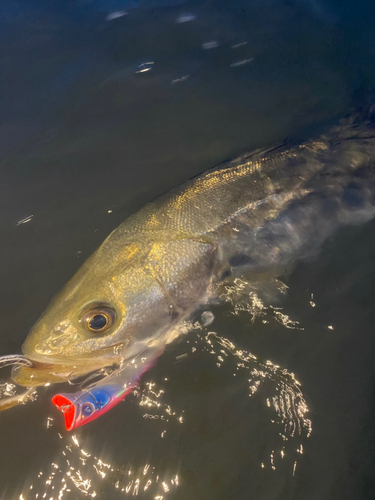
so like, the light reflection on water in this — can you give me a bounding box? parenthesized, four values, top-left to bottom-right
(16, 283, 312, 499)
(194, 328, 311, 476)
(18, 429, 180, 500)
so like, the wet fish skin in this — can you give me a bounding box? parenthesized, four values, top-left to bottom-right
(13, 115, 375, 387)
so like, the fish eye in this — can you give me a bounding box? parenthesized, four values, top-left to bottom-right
(80, 307, 116, 333)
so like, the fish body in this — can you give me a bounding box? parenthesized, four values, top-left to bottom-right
(11, 115, 375, 401)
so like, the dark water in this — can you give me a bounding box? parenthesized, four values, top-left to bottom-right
(1, 0, 375, 499)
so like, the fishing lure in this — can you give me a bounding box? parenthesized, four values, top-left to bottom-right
(0, 347, 164, 430)
(53, 345, 164, 430)
(52, 370, 133, 431)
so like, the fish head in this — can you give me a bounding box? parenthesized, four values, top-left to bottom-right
(12, 238, 174, 387)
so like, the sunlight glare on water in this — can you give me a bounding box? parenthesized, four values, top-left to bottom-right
(18, 426, 180, 499)
(16, 279, 312, 499)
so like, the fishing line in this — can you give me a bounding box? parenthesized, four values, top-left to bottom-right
(67, 363, 121, 391)
(0, 354, 33, 369)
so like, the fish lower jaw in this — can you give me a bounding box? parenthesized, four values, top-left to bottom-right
(12, 353, 122, 388)
(21, 343, 125, 367)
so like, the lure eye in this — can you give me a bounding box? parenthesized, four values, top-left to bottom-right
(80, 307, 116, 333)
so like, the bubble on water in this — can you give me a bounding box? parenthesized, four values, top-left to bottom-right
(16, 215, 33, 226)
(202, 41, 219, 50)
(135, 62, 154, 74)
(172, 75, 189, 84)
(231, 41, 248, 49)
(106, 11, 128, 21)
(175, 12, 196, 23)
(230, 58, 254, 68)
(200, 310, 215, 326)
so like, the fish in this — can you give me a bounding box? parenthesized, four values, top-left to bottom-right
(6, 111, 375, 426)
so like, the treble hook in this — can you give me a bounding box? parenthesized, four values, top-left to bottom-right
(0, 354, 35, 412)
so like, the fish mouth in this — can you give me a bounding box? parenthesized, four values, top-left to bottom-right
(11, 347, 123, 388)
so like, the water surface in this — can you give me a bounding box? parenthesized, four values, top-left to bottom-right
(1, 1, 375, 499)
